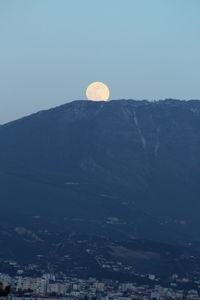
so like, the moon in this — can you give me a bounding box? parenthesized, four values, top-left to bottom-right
(86, 82, 110, 101)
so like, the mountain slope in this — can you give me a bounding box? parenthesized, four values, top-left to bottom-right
(1, 227, 200, 281)
(1, 99, 200, 245)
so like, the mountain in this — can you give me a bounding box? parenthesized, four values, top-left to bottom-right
(1, 99, 200, 246)
(1, 227, 200, 282)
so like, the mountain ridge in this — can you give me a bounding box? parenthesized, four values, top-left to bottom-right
(3, 98, 200, 126)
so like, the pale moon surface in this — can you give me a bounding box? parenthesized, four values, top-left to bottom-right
(86, 82, 110, 101)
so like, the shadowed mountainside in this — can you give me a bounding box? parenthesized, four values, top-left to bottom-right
(1, 99, 200, 245)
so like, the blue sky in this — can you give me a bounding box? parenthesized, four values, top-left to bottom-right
(0, 0, 200, 123)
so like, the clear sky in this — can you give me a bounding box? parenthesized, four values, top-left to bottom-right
(0, 0, 200, 123)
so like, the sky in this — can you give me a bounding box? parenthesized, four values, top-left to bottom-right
(0, 0, 200, 123)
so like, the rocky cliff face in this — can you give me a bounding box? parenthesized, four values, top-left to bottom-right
(1, 99, 200, 245)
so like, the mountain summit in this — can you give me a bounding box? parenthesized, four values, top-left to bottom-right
(1, 99, 200, 245)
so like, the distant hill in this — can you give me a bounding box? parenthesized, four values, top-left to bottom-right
(1, 99, 200, 246)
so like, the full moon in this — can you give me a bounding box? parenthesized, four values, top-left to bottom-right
(86, 82, 110, 101)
